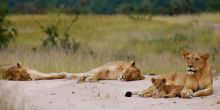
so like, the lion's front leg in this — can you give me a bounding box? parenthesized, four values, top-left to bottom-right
(193, 85, 213, 97)
(153, 93, 165, 98)
(142, 92, 154, 98)
(85, 76, 98, 82)
(85, 69, 109, 82)
(139, 85, 156, 97)
(181, 88, 193, 98)
(76, 73, 91, 83)
(163, 94, 176, 98)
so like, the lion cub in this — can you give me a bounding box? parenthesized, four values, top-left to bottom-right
(151, 78, 184, 98)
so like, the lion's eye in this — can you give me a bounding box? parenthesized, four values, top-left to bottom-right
(186, 57, 190, 60)
(195, 58, 199, 61)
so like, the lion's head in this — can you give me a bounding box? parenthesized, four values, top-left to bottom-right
(3, 62, 30, 81)
(181, 50, 209, 75)
(120, 61, 145, 81)
(151, 78, 166, 89)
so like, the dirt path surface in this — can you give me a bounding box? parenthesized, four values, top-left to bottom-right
(0, 76, 220, 110)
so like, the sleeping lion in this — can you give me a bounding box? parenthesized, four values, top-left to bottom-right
(73, 61, 145, 82)
(0, 62, 67, 81)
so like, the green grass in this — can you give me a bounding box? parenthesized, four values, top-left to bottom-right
(1, 13, 220, 75)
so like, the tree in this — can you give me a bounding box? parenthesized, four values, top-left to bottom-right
(5, 0, 220, 15)
(144, 0, 206, 15)
(206, 0, 220, 12)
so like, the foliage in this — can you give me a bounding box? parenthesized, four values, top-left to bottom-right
(0, 0, 17, 49)
(6, 0, 220, 15)
(41, 19, 60, 47)
(60, 16, 80, 52)
(40, 15, 80, 52)
(206, 0, 220, 12)
(2, 14, 220, 74)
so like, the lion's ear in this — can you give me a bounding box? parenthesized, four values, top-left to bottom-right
(201, 53, 209, 61)
(151, 78, 155, 83)
(129, 61, 135, 66)
(17, 62, 23, 68)
(162, 78, 166, 83)
(181, 50, 189, 58)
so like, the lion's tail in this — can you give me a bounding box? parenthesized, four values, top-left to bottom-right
(125, 91, 141, 97)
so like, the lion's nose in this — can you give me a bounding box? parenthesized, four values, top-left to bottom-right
(188, 65, 193, 68)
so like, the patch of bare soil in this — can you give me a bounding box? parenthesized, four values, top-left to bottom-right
(0, 76, 220, 110)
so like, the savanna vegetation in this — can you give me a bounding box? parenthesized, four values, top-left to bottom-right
(1, 13, 220, 75)
(1, 0, 220, 76)
(1, 1, 220, 110)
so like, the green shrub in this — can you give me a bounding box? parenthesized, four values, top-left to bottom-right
(0, 0, 17, 49)
(40, 15, 80, 52)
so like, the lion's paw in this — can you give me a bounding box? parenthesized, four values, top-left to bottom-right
(138, 92, 144, 97)
(181, 90, 193, 98)
(77, 76, 87, 83)
(62, 72, 73, 80)
(85, 77, 98, 82)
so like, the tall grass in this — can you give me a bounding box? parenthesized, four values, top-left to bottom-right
(1, 13, 220, 75)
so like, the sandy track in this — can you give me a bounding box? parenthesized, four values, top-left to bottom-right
(0, 76, 220, 110)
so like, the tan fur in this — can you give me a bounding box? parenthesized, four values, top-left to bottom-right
(75, 61, 145, 82)
(1, 62, 66, 81)
(144, 78, 183, 98)
(127, 50, 213, 98)
(180, 50, 213, 98)
(2, 63, 31, 81)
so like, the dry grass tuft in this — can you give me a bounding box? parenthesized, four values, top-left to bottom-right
(1, 13, 220, 75)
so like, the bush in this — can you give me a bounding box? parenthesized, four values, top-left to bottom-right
(0, 0, 17, 49)
(40, 15, 80, 52)
(41, 20, 60, 48)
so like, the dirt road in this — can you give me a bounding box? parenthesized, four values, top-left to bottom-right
(0, 76, 220, 110)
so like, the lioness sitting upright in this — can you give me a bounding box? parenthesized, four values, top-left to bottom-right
(125, 50, 213, 98)
(74, 61, 145, 82)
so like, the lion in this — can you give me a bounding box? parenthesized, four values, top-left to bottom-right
(74, 61, 145, 82)
(142, 78, 184, 98)
(125, 50, 213, 98)
(1, 62, 68, 81)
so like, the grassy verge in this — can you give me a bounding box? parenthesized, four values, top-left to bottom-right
(1, 13, 220, 75)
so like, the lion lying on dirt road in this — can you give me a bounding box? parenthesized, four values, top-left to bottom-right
(125, 50, 213, 98)
(74, 61, 145, 82)
(0, 61, 145, 82)
(1, 62, 67, 81)
(141, 78, 184, 98)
